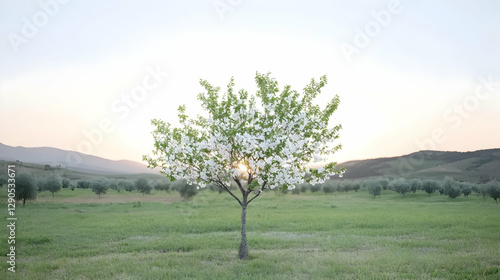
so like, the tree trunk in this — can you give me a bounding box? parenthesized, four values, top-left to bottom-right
(52, 192, 54, 198)
(23, 198, 26, 205)
(239, 193, 249, 260)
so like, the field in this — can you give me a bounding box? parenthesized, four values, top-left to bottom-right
(1, 188, 499, 279)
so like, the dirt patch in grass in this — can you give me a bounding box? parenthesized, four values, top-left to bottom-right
(36, 194, 182, 204)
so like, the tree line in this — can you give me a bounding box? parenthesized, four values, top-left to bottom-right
(284, 177, 500, 204)
(2, 173, 499, 206)
(0, 173, 201, 205)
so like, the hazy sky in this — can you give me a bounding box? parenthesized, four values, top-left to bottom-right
(1, 0, 499, 165)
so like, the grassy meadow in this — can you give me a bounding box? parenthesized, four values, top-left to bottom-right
(1, 187, 499, 279)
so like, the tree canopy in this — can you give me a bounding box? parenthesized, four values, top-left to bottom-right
(145, 72, 344, 194)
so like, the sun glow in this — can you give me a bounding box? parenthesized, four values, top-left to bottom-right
(238, 163, 248, 173)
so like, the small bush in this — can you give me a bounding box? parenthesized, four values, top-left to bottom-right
(154, 181, 171, 192)
(173, 179, 198, 200)
(378, 178, 389, 190)
(409, 178, 422, 193)
(341, 181, 352, 192)
(351, 181, 361, 192)
(389, 178, 410, 197)
(77, 180, 92, 189)
(119, 180, 135, 192)
(365, 180, 382, 198)
(135, 178, 152, 195)
(15, 173, 37, 205)
(91, 179, 109, 198)
(43, 175, 62, 198)
(447, 185, 461, 199)
(486, 180, 500, 205)
(322, 184, 334, 194)
(310, 184, 321, 193)
(62, 178, 70, 189)
(291, 187, 301, 195)
(107, 179, 119, 192)
(460, 182, 473, 197)
(421, 179, 438, 196)
(0, 175, 7, 188)
(441, 177, 456, 196)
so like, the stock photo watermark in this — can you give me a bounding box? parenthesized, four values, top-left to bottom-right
(6, 165, 17, 273)
(7, 0, 71, 54)
(340, 0, 411, 64)
(213, 0, 242, 21)
(65, 65, 169, 167)
(397, 75, 500, 174)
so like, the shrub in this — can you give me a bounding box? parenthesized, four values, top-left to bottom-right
(43, 175, 62, 198)
(421, 179, 438, 196)
(441, 177, 456, 195)
(208, 184, 224, 194)
(0, 175, 7, 188)
(322, 184, 334, 194)
(437, 185, 445, 195)
(365, 180, 382, 198)
(459, 182, 473, 197)
(91, 179, 109, 197)
(300, 184, 309, 193)
(15, 173, 37, 205)
(486, 180, 500, 205)
(378, 178, 389, 190)
(310, 184, 321, 193)
(447, 185, 461, 199)
(352, 181, 361, 192)
(341, 181, 352, 192)
(154, 180, 171, 192)
(62, 178, 70, 189)
(472, 184, 481, 195)
(409, 178, 422, 193)
(36, 177, 45, 192)
(107, 179, 119, 192)
(291, 187, 301, 195)
(389, 178, 410, 197)
(119, 179, 135, 192)
(476, 184, 488, 201)
(135, 178, 152, 195)
(173, 179, 198, 200)
(77, 180, 92, 189)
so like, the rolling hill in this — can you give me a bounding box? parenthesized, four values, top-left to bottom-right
(0, 142, 157, 175)
(339, 149, 500, 183)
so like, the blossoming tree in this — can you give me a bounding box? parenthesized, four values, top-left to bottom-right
(144, 72, 344, 259)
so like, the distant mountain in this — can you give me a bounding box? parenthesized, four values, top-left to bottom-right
(0, 142, 157, 175)
(339, 149, 500, 183)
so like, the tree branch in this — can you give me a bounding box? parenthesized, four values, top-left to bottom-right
(247, 171, 253, 185)
(234, 177, 246, 195)
(247, 181, 267, 205)
(216, 176, 242, 206)
(223, 186, 242, 206)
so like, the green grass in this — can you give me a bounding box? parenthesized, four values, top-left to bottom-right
(1, 188, 499, 279)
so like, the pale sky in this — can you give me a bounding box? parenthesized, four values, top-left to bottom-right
(1, 0, 499, 165)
